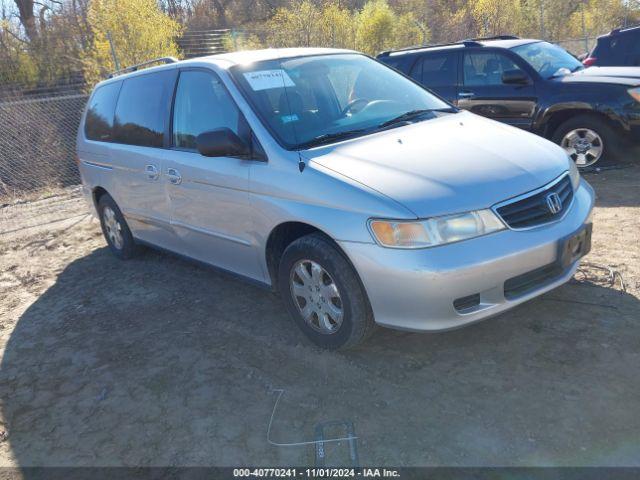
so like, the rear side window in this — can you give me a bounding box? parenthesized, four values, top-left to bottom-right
(378, 55, 406, 71)
(113, 71, 174, 148)
(84, 82, 121, 142)
(410, 52, 457, 86)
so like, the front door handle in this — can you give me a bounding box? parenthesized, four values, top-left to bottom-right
(145, 164, 159, 180)
(166, 167, 182, 185)
(458, 91, 475, 99)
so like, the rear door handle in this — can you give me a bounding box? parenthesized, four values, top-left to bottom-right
(458, 91, 475, 99)
(166, 167, 182, 185)
(145, 164, 159, 180)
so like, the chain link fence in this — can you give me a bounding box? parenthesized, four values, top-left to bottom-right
(0, 85, 90, 236)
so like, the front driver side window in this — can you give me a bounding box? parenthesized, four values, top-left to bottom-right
(463, 52, 521, 86)
(172, 70, 241, 150)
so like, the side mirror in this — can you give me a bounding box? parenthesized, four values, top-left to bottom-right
(502, 69, 529, 85)
(196, 128, 250, 158)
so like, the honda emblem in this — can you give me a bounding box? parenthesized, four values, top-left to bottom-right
(545, 192, 562, 214)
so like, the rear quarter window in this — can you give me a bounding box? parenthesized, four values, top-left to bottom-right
(84, 81, 121, 142)
(410, 52, 457, 86)
(113, 70, 174, 148)
(378, 55, 407, 72)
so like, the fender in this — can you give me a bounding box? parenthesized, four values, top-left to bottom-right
(534, 100, 631, 137)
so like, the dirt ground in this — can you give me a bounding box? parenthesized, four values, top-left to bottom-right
(0, 166, 639, 467)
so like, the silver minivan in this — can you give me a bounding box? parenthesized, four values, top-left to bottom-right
(77, 48, 594, 349)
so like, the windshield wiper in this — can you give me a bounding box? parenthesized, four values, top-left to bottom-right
(296, 128, 369, 149)
(376, 109, 434, 129)
(376, 107, 457, 130)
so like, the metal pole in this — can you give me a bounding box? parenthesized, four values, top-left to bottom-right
(106, 31, 120, 71)
(539, 0, 545, 39)
(581, 1, 588, 53)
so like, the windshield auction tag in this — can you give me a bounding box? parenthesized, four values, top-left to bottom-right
(243, 69, 295, 91)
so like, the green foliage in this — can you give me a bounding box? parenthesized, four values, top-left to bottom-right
(82, 0, 182, 84)
(0, 21, 38, 87)
(355, 0, 396, 54)
(3, 0, 640, 90)
(471, 0, 522, 37)
(222, 31, 264, 52)
(260, 0, 424, 55)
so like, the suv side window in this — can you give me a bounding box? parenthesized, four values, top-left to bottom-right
(463, 51, 521, 86)
(172, 70, 241, 150)
(410, 52, 457, 87)
(113, 71, 174, 148)
(85, 81, 121, 142)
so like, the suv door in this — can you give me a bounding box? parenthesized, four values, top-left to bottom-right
(164, 68, 263, 281)
(409, 50, 459, 103)
(458, 49, 537, 130)
(110, 69, 177, 248)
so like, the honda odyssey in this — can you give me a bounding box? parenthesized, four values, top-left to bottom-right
(77, 48, 594, 349)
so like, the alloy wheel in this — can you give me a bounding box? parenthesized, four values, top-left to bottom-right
(561, 128, 604, 167)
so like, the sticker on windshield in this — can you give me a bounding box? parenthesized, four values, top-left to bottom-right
(243, 69, 295, 91)
(280, 114, 299, 124)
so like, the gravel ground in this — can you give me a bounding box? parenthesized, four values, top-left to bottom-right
(0, 166, 638, 467)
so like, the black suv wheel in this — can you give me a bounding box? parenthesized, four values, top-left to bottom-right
(552, 114, 621, 168)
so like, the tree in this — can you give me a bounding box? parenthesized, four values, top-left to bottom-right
(82, 0, 181, 84)
(355, 0, 395, 55)
(355, 0, 423, 55)
(471, 0, 522, 37)
(265, 1, 323, 47)
(14, 0, 38, 41)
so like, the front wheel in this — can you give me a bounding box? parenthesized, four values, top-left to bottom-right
(278, 233, 375, 350)
(552, 114, 621, 168)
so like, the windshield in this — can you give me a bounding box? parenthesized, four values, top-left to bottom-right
(230, 53, 452, 149)
(512, 41, 584, 79)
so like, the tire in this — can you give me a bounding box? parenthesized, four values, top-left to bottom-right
(278, 233, 375, 350)
(97, 194, 139, 260)
(551, 114, 622, 168)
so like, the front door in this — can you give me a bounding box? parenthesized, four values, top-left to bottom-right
(458, 50, 537, 130)
(164, 69, 262, 281)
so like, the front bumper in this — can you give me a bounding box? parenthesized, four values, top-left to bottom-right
(339, 179, 595, 332)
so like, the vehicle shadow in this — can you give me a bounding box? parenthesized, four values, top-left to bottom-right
(2, 246, 640, 468)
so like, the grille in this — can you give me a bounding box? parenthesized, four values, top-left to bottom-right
(496, 175, 573, 229)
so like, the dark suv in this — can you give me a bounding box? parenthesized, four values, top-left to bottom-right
(583, 24, 640, 67)
(378, 36, 640, 167)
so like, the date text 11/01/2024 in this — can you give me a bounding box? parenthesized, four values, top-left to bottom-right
(233, 468, 401, 478)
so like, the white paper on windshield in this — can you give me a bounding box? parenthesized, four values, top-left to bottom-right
(243, 69, 295, 91)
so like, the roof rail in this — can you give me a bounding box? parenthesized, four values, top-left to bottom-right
(109, 57, 178, 78)
(378, 39, 481, 56)
(611, 23, 640, 34)
(466, 35, 520, 41)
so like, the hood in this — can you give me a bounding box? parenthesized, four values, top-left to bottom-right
(555, 66, 640, 87)
(302, 111, 569, 218)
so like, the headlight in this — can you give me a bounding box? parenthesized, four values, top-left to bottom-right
(628, 87, 640, 103)
(568, 156, 580, 189)
(369, 210, 505, 249)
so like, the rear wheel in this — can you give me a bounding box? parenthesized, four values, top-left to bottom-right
(278, 233, 375, 350)
(552, 114, 621, 168)
(97, 194, 139, 259)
